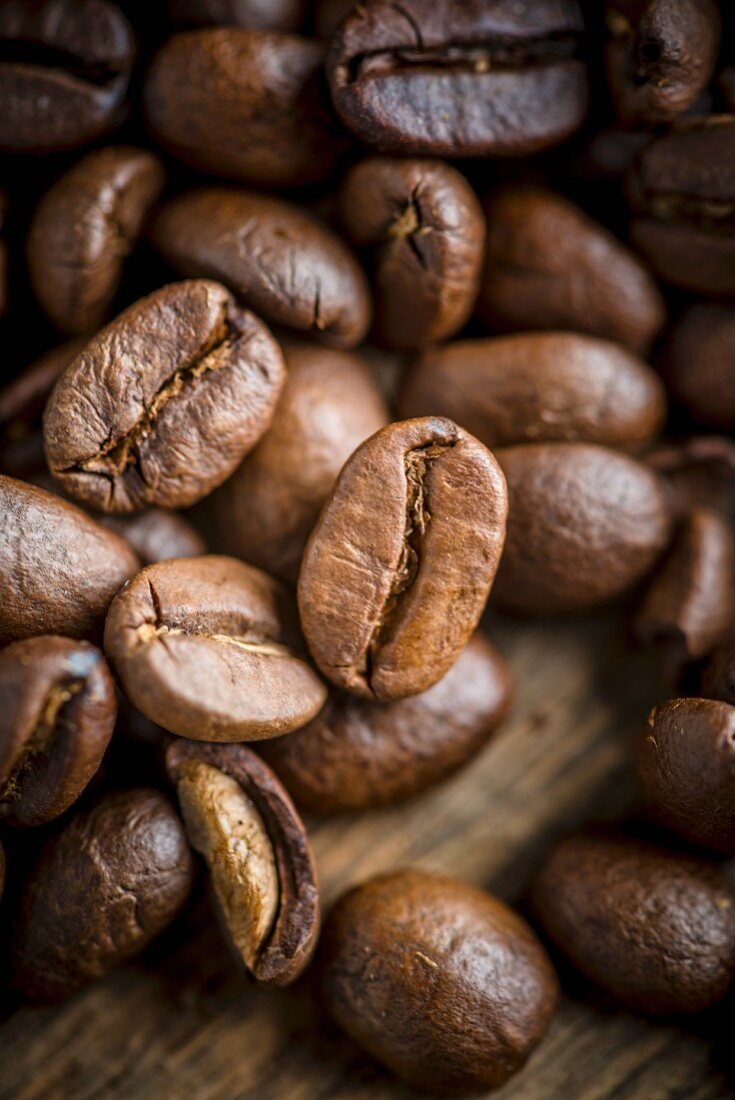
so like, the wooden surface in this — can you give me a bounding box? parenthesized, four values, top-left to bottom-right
(1, 607, 734, 1100)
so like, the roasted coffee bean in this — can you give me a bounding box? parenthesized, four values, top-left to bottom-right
(150, 188, 370, 349)
(493, 443, 671, 613)
(214, 345, 388, 583)
(98, 509, 205, 564)
(532, 831, 735, 1013)
(664, 302, 735, 429)
(628, 116, 735, 296)
(0, 0, 135, 154)
(647, 436, 735, 524)
(0, 636, 116, 827)
(169, 0, 305, 31)
(166, 739, 319, 985)
(43, 280, 285, 513)
(605, 0, 721, 127)
(701, 639, 735, 705)
(635, 508, 735, 667)
(401, 333, 666, 452)
(144, 29, 347, 186)
(320, 868, 558, 1093)
(327, 0, 589, 157)
(0, 475, 138, 646)
(338, 157, 484, 349)
(261, 632, 511, 814)
(105, 555, 327, 741)
(27, 147, 165, 337)
(298, 417, 508, 700)
(637, 698, 735, 853)
(476, 186, 665, 353)
(12, 788, 194, 1002)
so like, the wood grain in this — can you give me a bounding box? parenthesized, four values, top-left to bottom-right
(1, 607, 733, 1100)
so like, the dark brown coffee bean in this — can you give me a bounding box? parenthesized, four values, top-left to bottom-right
(628, 116, 735, 296)
(401, 333, 666, 452)
(0, 636, 116, 827)
(0, 0, 135, 154)
(321, 868, 558, 1093)
(166, 739, 319, 985)
(98, 508, 206, 564)
(298, 417, 508, 700)
(144, 29, 347, 186)
(149, 188, 371, 349)
(664, 302, 735, 429)
(27, 147, 165, 337)
(637, 698, 735, 853)
(327, 0, 589, 157)
(477, 186, 665, 353)
(338, 157, 484, 349)
(533, 831, 735, 1013)
(261, 632, 511, 814)
(701, 638, 735, 705)
(605, 0, 721, 127)
(635, 508, 735, 668)
(169, 0, 305, 31)
(12, 788, 194, 1002)
(43, 280, 285, 513)
(0, 475, 139, 646)
(105, 555, 327, 741)
(214, 344, 388, 583)
(493, 443, 672, 613)
(647, 436, 735, 524)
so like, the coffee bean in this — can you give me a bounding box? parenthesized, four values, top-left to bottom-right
(477, 185, 665, 353)
(635, 508, 735, 668)
(261, 632, 511, 814)
(104, 555, 327, 740)
(401, 333, 666, 451)
(493, 443, 672, 612)
(150, 188, 371, 349)
(532, 831, 735, 1013)
(646, 436, 735, 524)
(43, 280, 285, 513)
(628, 116, 735, 296)
(664, 302, 735, 429)
(0, 475, 139, 645)
(98, 508, 206, 564)
(320, 868, 558, 1093)
(0, 0, 135, 154)
(0, 636, 116, 827)
(214, 344, 388, 583)
(605, 0, 721, 127)
(326, 0, 589, 156)
(701, 639, 735, 705)
(298, 417, 508, 700)
(144, 29, 348, 186)
(169, 0, 305, 31)
(338, 156, 484, 349)
(12, 788, 194, 1002)
(166, 739, 319, 985)
(27, 147, 165, 337)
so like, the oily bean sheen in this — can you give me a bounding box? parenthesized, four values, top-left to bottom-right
(637, 698, 735, 854)
(261, 632, 512, 814)
(647, 437, 735, 524)
(0, 636, 116, 827)
(493, 443, 672, 613)
(401, 333, 666, 452)
(168, 0, 306, 31)
(701, 640, 735, 706)
(27, 147, 166, 338)
(0, 0, 135, 154)
(298, 417, 508, 701)
(338, 157, 485, 349)
(327, 0, 589, 157)
(605, 0, 721, 127)
(0, 476, 139, 646)
(104, 556, 327, 741)
(477, 186, 665, 353)
(532, 832, 735, 1013)
(12, 789, 194, 1003)
(167, 740, 319, 985)
(665, 303, 735, 429)
(43, 280, 285, 513)
(214, 345, 388, 583)
(98, 509, 205, 565)
(628, 116, 735, 296)
(144, 30, 347, 186)
(320, 869, 558, 1094)
(150, 189, 371, 349)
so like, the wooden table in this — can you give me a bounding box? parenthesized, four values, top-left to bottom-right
(1, 607, 733, 1100)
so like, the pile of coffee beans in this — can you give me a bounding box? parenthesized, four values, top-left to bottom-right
(0, 0, 733, 1094)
